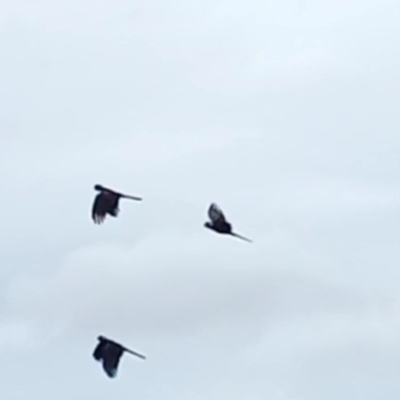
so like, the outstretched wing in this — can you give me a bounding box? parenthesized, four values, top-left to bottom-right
(208, 203, 226, 224)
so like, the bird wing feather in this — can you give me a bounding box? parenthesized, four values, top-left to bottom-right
(208, 203, 226, 224)
(102, 344, 123, 378)
(92, 193, 118, 223)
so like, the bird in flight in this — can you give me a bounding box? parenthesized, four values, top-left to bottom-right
(92, 335, 146, 378)
(204, 203, 252, 242)
(91, 184, 142, 224)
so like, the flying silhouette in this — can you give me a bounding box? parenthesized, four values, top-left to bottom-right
(204, 203, 252, 242)
(92, 335, 146, 378)
(91, 184, 142, 224)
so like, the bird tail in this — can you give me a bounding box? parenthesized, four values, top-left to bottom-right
(98, 186, 142, 201)
(122, 194, 143, 201)
(231, 232, 253, 243)
(124, 348, 146, 359)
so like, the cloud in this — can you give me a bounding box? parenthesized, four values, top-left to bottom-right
(0, 320, 38, 350)
(1, 0, 399, 398)
(3, 233, 273, 336)
(4, 227, 394, 342)
(5, 231, 397, 400)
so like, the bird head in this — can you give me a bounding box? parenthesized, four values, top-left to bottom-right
(204, 222, 213, 229)
(94, 184, 104, 191)
(97, 335, 106, 342)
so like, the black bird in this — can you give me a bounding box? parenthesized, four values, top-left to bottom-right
(91, 184, 142, 224)
(204, 203, 252, 242)
(92, 335, 146, 378)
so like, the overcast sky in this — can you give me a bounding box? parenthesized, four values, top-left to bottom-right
(0, 0, 399, 399)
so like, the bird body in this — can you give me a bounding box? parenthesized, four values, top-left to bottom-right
(92, 335, 146, 378)
(91, 184, 142, 224)
(204, 203, 252, 242)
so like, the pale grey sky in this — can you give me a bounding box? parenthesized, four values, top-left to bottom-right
(0, 0, 399, 399)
